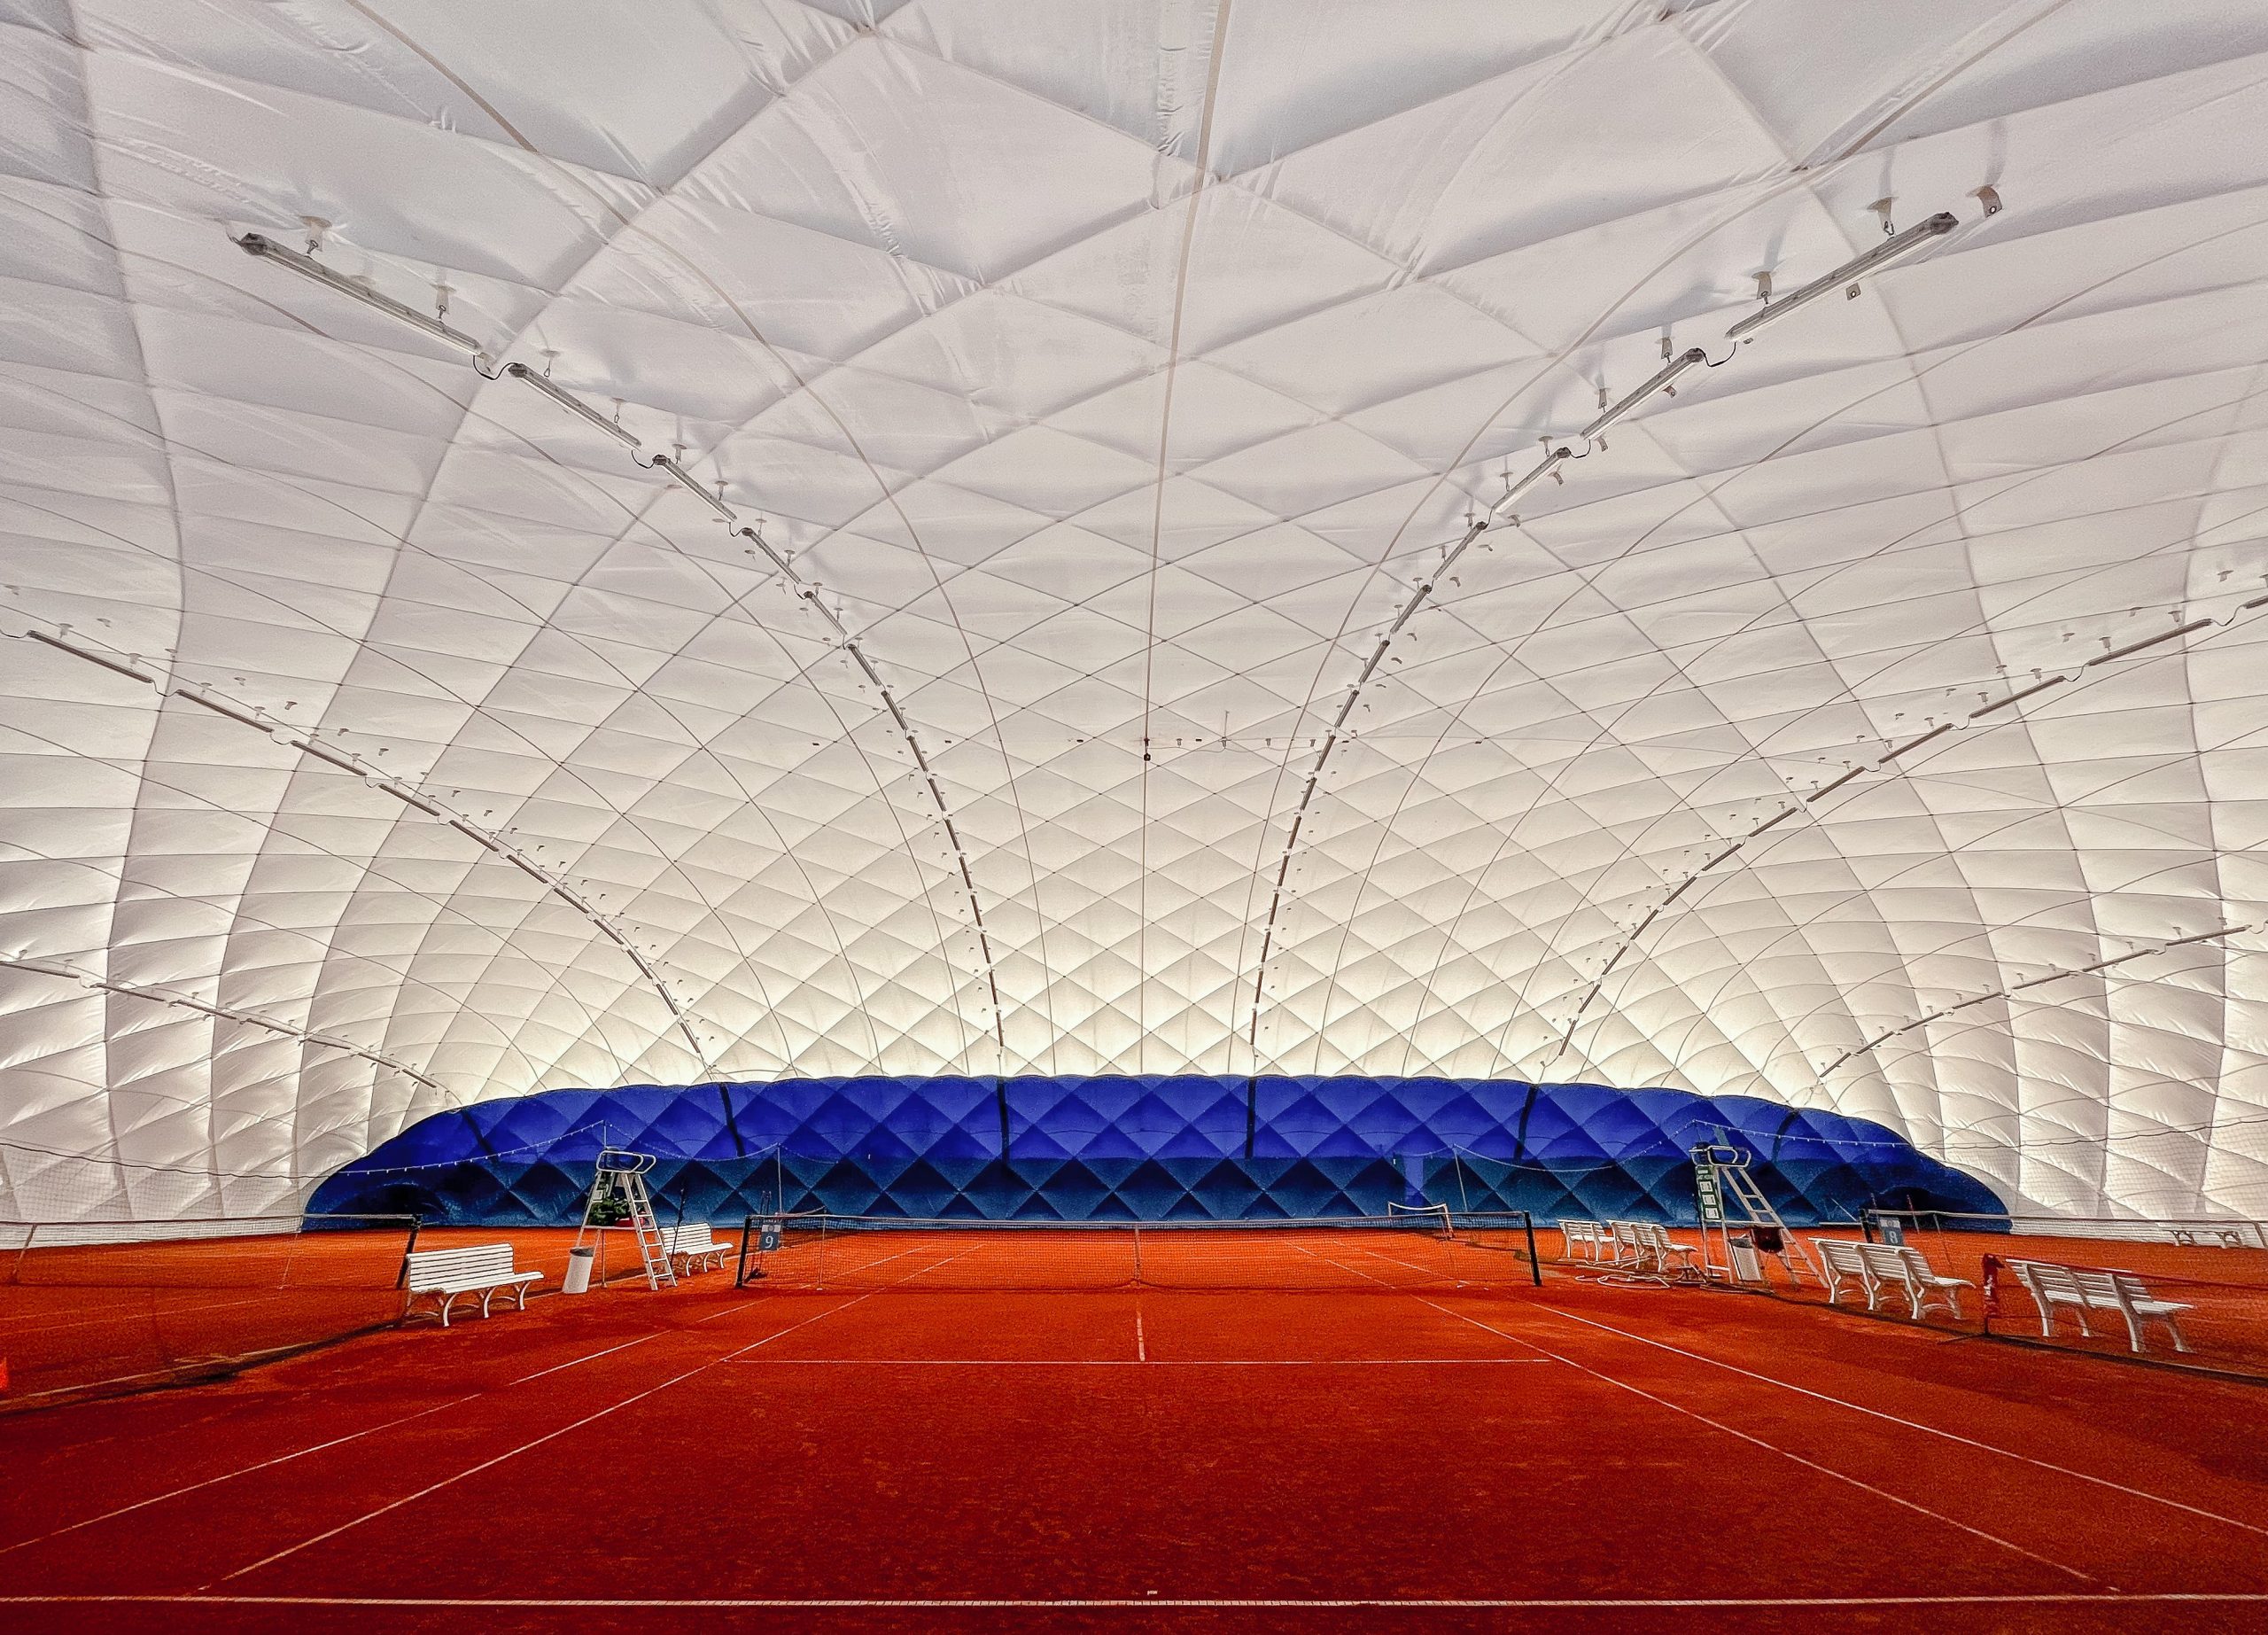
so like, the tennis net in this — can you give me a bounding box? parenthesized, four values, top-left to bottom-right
(1, 1213, 418, 1407)
(735, 1209, 1541, 1292)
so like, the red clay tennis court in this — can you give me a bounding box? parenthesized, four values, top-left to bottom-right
(5, 1220, 2267, 1633)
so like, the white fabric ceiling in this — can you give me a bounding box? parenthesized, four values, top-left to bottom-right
(5, 0, 2268, 1222)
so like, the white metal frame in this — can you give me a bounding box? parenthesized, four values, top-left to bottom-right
(2005, 1258, 2193, 1354)
(402, 1242, 543, 1327)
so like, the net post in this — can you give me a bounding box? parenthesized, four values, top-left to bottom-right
(736, 1213, 757, 1288)
(394, 1217, 423, 1289)
(1522, 1211, 1541, 1285)
(1860, 1211, 1877, 1244)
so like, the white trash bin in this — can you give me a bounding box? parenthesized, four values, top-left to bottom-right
(563, 1244, 595, 1296)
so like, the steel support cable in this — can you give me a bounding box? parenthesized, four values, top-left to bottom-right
(234, 233, 1009, 1061)
(1241, 221, 1960, 1072)
(26, 627, 708, 1071)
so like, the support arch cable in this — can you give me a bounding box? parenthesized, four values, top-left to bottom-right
(1240, 211, 1962, 1078)
(232, 231, 1006, 1060)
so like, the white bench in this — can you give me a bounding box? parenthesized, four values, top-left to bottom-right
(1816, 1237, 1875, 1309)
(1627, 1221, 1699, 1279)
(2003, 1258, 2192, 1354)
(1814, 1238, 1972, 1320)
(2170, 1226, 2249, 1250)
(1557, 1219, 1610, 1262)
(660, 1222, 731, 1275)
(403, 1242, 543, 1326)
(1608, 1219, 1644, 1268)
(1860, 1241, 1971, 1320)
(1596, 1219, 1697, 1279)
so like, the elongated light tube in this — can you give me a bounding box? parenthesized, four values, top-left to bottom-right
(236, 232, 493, 370)
(1487, 447, 1571, 521)
(1724, 211, 1957, 341)
(505, 362, 642, 450)
(1582, 347, 1705, 440)
(646, 452, 737, 523)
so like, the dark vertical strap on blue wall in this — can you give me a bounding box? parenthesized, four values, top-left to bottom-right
(1767, 1105, 1802, 1164)
(1513, 1082, 1539, 1162)
(718, 1082, 744, 1158)
(996, 1076, 1012, 1162)
(1244, 1075, 1258, 1158)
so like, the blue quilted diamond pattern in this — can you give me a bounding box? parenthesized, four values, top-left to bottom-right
(308, 1077, 2002, 1226)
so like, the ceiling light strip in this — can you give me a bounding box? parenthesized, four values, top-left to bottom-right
(505, 362, 641, 449)
(1814, 923, 2255, 1078)
(20, 625, 713, 1071)
(0, 954, 444, 1092)
(1541, 594, 2243, 1076)
(1248, 209, 1967, 1073)
(1723, 213, 1958, 341)
(236, 234, 496, 373)
(231, 227, 1005, 1058)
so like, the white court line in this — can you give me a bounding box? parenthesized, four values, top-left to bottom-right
(1534, 1304, 2268, 1540)
(206, 1243, 980, 1587)
(0, 1334, 656, 1558)
(728, 1358, 1553, 1366)
(1135, 1306, 1146, 1362)
(1425, 1299, 2098, 1586)
(1288, 1242, 2098, 1586)
(6, 1592, 2266, 1610)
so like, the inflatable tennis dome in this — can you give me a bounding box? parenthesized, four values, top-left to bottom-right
(9, 1, 2268, 1236)
(309, 1077, 2000, 1227)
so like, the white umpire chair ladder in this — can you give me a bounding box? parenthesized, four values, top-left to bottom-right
(576, 1148, 679, 1290)
(1692, 1141, 1820, 1288)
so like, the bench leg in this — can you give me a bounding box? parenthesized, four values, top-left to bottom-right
(480, 1287, 498, 1319)
(438, 1290, 460, 1327)
(512, 1281, 533, 1311)
(2163, 1315, 2190, 1354)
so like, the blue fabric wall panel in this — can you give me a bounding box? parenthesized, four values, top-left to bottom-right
(308, 1076, 2003, 1226)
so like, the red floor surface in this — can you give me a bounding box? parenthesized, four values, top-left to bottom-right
(3, 1239, 2266, 1634)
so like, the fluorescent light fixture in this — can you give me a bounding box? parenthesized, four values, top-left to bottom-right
(1487, 447, 1571, 520)
(505, 362, 642, 450)
(1582, 347, 1705, 440)
(645, 453, 737, 523)
(1724, 211, 1957, 341)
(236, 232, 494, 370)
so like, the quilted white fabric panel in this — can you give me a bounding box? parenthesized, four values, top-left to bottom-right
(3, 0, 2267, 1218)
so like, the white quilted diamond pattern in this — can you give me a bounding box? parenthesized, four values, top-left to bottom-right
(4, 1, 2268, 1219)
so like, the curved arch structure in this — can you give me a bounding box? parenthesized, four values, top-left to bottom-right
(6, 4, 2268, 1223)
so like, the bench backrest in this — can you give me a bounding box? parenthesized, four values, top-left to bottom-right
(1817, 1237, 1869, 1274)
(2008, 1258, 2151, 1308)
(1857, 1242, 1930, 1282)
(404, 1242, 518, 1288)
(1557, 1219, 1600, 1241)
(661, 1223, 718, 1253)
